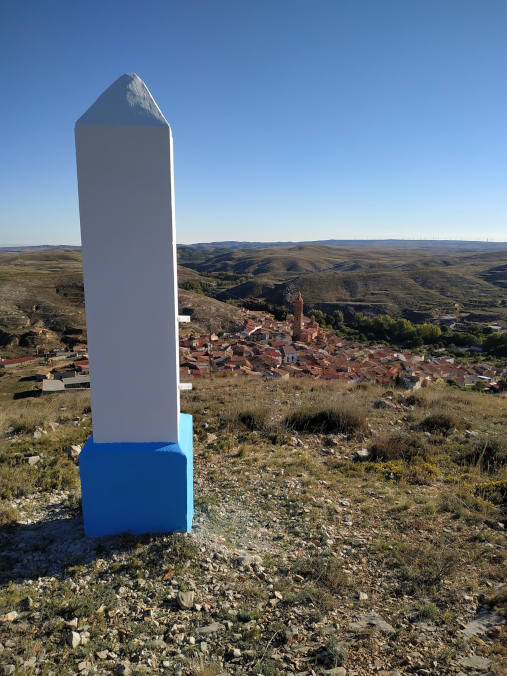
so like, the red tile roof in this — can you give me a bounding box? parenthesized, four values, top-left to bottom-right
(1, 356, 36, 366)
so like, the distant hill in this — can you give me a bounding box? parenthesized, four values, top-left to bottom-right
(180, 239, 507, 252)
(1, 244, 505, 355)
(0, 245, 81, 253)
(4, 240, 507, 254)
(182, 244, 507, 321)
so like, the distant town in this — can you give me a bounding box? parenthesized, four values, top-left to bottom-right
(180, 294, 505, 392)
(1, 294, 505, 395)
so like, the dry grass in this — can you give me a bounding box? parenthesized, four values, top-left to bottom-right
(0, 500, 19, 527)
(384, 540, 461, 594)
(0, 389, 91, 500)
(186, 657, 225, 676)
(234, 406, 270, 432)
(0, 390, 90, 436)
(291, 554, 350, 594)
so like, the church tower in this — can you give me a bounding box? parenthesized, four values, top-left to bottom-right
(293, 292, 304, 340)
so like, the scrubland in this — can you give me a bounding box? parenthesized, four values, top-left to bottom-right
(0, 367, 506, 675)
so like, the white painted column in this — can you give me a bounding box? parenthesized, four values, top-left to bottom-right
(75, 73, 180, 444)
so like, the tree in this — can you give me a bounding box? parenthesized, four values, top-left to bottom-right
(416, 323, 442, 343)
(308, 309, 327, 326)
(332, 310, 344, 329)
(484, 332, 507, 358)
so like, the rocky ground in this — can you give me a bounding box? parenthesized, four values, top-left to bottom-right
(0, 375, 505, 675)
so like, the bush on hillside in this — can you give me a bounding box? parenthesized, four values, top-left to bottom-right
(403, 392, 428, 407)
(475, 479, 507, 509)
(284, 405, 366, 436)
(460, 437, 507, 473)
(236, 407, 270, 432)
(419, 413, 457, 434)
(369, 433, 429, 462)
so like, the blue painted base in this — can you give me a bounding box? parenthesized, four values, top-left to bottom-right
(79, 413, 193, 537)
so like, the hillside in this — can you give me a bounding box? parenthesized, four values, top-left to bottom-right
(0, 250, 247, 353)
(177, 290, 255, 336)
(0, 249, 86, 351)
(2, 245, 504, 355)
(183, 245, 507, 320)
(0, 373, 505, 674)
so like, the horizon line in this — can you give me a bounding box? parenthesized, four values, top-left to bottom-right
(1, 237, 507, 249)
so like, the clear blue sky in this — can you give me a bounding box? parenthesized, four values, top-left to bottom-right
(1, 0, 506, 245)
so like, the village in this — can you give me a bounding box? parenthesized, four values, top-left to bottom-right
(180, 294, 505, 391)
(1, 294, 504, 395)
(0, 345, 89, 394)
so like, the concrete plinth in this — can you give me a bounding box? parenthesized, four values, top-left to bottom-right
(80, 414, 193, 537)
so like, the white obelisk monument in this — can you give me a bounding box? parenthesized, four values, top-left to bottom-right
(75, 73, 193, 536)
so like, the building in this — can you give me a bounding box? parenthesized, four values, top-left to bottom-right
(293, 293, 304, 340)
(282, 345, 298, 364)
(1, 356, 37, 369)
(292, 292, 320, 344)
(42, 379, 66, 394)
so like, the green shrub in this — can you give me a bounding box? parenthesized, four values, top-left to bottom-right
(213, 436, 236, 452)
(0, 501, 19, 527)
(415, 601, 439, 621)
(164, 533, 199, 567)
(321, 637, 348, 668)
(369, 433, 428, 462)
(285, 406, 365, 436)
(475, 480, 507, 509)
(419, 413, 457, 434)
(236, 407, 269, 431)
(404, 392, 428, 407)
(460, 437, 507, 473)
(437, 486, 495, 519)
(403, 459, 440, 485)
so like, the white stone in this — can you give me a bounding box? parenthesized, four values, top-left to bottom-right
(66, 445, 82, 463)
(177, 591, 195, 609)
(75, 73, 180, 443)
(67, 631, 81, 648)
(0, 611, 18, 623)
(355, 448, 370, 460)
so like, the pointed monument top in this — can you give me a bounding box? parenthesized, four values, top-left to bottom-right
(76, 73, 169, 127)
